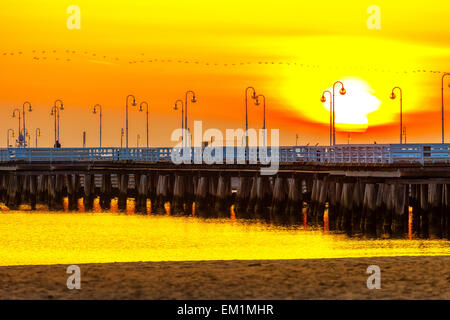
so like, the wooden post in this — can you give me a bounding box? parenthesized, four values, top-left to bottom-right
(172, 174, 185, 215)
(351, 182, 363, 234)
(285, 176, 302, 225)
(392, 184, 407, 237)
(100, 174, 112, 210)
(136, 174, 148, 214)
(215, 175, 232, 218)
(255, 176, 271, 221)
(271, 176, 287, 225)
(420, 184, 429, 238)
(235, 176, 250, 218)
(195, 175, 210, 218)
(363, 183, 377, 237)
(341, 182, 354, 235)
(118, 173, 129, 212)
(29, 175, 37, 210)
(428, 184, 443, 239)
(6, 174, 19, 210)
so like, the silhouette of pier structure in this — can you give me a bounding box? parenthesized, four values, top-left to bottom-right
(0, 143, 449, 239)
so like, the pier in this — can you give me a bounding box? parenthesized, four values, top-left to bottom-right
(1, 143, 450, 239)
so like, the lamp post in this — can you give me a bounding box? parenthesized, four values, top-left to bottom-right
(35, 128, 41, 147)
(21, 101, 32, 147)
(184, 91, 196, 148)
(441, 73, 450, 144)
(139, 101, 149, 148)
(51, 99, 64, 147)
(6, 129, 14, 148)
(92, 104, 102, 148)
(245, 87, 257, 148)
(255, 94, 266, 146)
(320, 90, 333, 146)
(12, 109, 21, 147)
(390, 87, 403, 144)
(174, 99, 184, 131)
(125, 94, 137, 150)
(332, 81, 347, 146)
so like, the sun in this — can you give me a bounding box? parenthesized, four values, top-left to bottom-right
(322, 78, 381, 132)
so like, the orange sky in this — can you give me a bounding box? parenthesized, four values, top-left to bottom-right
(1, 0, 450, 147)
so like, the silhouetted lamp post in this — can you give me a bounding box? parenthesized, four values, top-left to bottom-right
(320, 90, 333, 146)
(332, 81, 347, 146)
(390, 87, 403, 144)
(441, 73, 450, 144)
(11, 109, 21, 147)
(22, 102, 32, 146)
(139, 101, 149, 148)
(255, 94, 266, 146)
(51, 99, 64, 147)
(184, 91, 196, 148)
(92, 104, 102, 148)
(125, 94, 137, 149)
(35, 128, 41, 148)
(245, 87, 257, 148)
(174, 99, 184, 132)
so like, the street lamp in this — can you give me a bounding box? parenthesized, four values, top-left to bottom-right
(184, 91, 196, 148)
(22, 101, 32, 147)
(390, 87, 403, 144)
(245, 87, 257, 148)
(320, 90, 333, 146)
(255, 94, 266, 146)
(332, 81, 346, 146)
(125, 94, 137, 150)
(139, 101, 149, 148)
(441, 73, 450, 144)
(92, 104, 102, 148)
(12, 109, 21, 147)
(35, 128, 41, 147)
(174, 99, 184, 131)
(6, 129, 14, 148)
(51, 99, 64, 148)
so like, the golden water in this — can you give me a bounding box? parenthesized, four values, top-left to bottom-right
(0, 210, 448, 266)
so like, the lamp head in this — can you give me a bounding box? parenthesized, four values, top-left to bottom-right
(93, 108, 97, 114)
(12, 113, 15, 118)
(191, 96, 197, 103)
(390, 92, 396, 100)
(28, 105, 32, 112)
(252, 92, 256, 99)
(50, 110, 54, 116)
(255, 98, 260, 106)
(132, 99, 136, 106)
(60, 104, 64, 110)
(339, 87, 346, 95)
(174, 104, 178, 110)
(320, 95, 326, 103)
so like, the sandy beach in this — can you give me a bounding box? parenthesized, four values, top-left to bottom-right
(0, 256, 448, 300)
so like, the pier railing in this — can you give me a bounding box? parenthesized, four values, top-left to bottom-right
(0, 144, 449, 165)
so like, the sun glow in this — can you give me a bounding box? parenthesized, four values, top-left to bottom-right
(323, 79, 381, 132)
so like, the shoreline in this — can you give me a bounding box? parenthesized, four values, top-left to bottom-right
(0, 256, 448, 300)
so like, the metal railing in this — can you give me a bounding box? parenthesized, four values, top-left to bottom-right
(1, 144, 450, 165)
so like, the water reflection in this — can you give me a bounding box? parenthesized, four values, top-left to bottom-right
(0, 211, 448, 267)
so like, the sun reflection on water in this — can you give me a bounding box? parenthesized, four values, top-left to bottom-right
(0, 211, 448, 267)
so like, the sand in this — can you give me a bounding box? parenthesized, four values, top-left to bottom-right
(0, 256, 448, 300)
